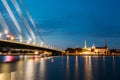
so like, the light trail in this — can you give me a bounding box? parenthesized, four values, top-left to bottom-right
(2, 0, 21, 34)
(11, 0, 36, 42)
(2, 0, 22, 41)
(20, 0, 45, 45)
(0, 12, 9, 34)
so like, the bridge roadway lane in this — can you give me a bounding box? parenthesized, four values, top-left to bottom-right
(0, 40, 62, 53)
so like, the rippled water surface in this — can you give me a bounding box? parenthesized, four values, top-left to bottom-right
(0, 56, 120, 80)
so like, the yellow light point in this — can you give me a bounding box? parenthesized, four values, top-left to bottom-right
(87, 48, 91, 51)
(27, 41, 30, 44)
(11, 36, 14, 40)
(35, 51, 39, 54)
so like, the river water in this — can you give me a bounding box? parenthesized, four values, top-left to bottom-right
(0, 56, 120, 80)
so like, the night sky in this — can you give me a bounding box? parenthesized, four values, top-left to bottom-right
(24, 0, 120, 49)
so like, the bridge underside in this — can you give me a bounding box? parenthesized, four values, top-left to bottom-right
(0, 40, 62, 55)
(0, 0, 62, 56)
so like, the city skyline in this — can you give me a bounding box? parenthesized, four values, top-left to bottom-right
(0, 1, 120, 80)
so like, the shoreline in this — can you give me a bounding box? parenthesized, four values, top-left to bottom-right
(63, 53, 120, 56)
(0, 54, 120, 56)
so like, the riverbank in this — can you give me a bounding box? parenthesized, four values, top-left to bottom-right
(63, 53, 120, 56)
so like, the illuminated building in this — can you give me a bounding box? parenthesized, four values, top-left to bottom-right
(91, 43, 109, 55)
(65, 40, 109, 55)
(82, 40, 109, 54)
(81, 40, 92, 54)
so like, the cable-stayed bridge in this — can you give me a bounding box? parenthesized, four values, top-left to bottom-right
(0, 0, 62, 55)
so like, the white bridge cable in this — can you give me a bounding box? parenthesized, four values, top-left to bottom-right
(0, 12, 9, 34)
(11, 0, 36, 42)
(2, 0, 21, 35)
(20, 0, 45, 44)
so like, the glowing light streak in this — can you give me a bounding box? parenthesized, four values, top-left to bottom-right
(0, 12, 9, 34)
(20, 0, 44, 44)
(0, 33, 2, 37)
(11, 0, 36, 42)
(2, 0, 21, 34)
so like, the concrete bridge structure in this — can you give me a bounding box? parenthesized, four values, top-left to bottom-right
(0, 0, 63, 56)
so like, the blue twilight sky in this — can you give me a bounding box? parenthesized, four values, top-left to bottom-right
(24, 0, 120, 49)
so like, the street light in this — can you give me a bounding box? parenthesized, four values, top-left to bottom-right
(6, 34, 15, 41)
(4, 29, 8, 34)
(4, 30, 9, 40)
(27, 41, 30, 44)
(27, 38, 32, 44)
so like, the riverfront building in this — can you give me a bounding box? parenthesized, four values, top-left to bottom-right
(82, 40, 109, 54)
(91, 44, 109, 55)
(65, 40, 109, 55)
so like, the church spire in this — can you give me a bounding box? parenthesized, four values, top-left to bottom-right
(92, 43, 95, 49)
(84, 40, 87, 49)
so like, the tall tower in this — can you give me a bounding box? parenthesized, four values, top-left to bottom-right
(84, 40, 87, 49)
(92, 43, 95, 49)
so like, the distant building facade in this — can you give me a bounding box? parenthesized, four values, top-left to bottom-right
(65, 40, 109, 55)
(91, 46, 109, 54)
(91, 42, 109, 54)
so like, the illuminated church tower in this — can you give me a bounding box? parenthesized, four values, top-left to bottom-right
(84, 40, 87, 49)
(92, 43, 96, 49)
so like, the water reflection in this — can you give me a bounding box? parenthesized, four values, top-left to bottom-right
(112, 56, 115, 70)
(16, 60, 23, 80)
(0, 60, 23, 80)
(39, 58, 46, 80)
(66, 56, 70, 80)
(24, 60, 35, 80)
(0, 56, 119, 80)
(51, 58, 54, 63)
(34, 58, 40, 80)
(75, 56, 79, 80)
(84, 56, 92, 80)
(0, 64, 11, 80)
(102, 56, 106, 75)
(0, 56, 19, 62)
(112, 56, 116, 79)
(0, 73, 10, 80)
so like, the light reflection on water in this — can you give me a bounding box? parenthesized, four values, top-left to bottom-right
(0, 56, 120, 80)
(66, 56, 70, 80)
(24, 60, 34, 80)
(0, 60, 23, 80)
(39, 58, 46, 80)
(75, 56, 79, 80)
(84, 56, 92, 80)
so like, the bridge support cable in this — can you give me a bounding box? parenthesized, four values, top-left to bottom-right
(11, 0, 37, 44)
(0, 12, 9, 35)
(20, 0, 45, 46)
(1, 0, 23, 42)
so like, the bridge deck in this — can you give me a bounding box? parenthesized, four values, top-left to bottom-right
(0, 40, 62, 53)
